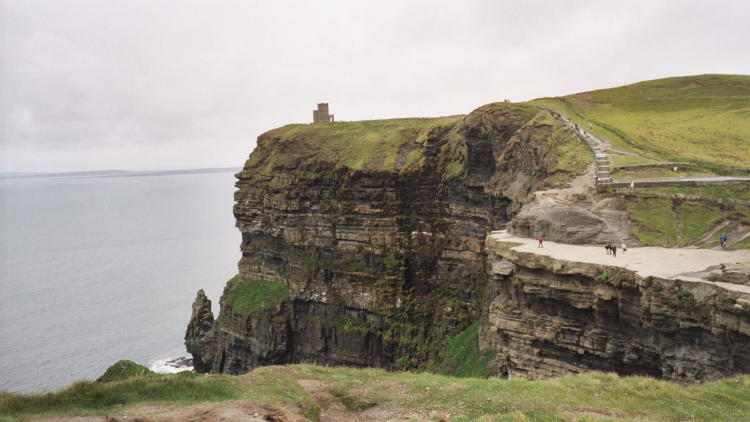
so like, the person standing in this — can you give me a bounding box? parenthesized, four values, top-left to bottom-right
(538, 235, 544, 248)
(612, 244, 617, 257)
(621, 242, 627, 253)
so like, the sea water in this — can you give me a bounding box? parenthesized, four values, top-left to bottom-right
(0, 171, 240, 393)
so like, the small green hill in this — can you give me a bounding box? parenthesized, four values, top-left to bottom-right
(531, 74, 750, 169)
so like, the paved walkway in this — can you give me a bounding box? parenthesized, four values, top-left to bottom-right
(488, 230, 750, 293)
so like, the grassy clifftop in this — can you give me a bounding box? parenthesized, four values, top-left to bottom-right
(3, 363, 749, 421)
(531, 74, 750, 169)
(241, 102, 589, 187)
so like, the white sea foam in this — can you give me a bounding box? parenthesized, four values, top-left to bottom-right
(149, 356, 193, 374)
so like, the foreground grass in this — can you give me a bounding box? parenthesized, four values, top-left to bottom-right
(3, 363, 750, 421)
(0, 365, 316, 422)
(291, 365, 750, 422)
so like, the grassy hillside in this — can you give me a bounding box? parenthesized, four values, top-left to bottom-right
(530, 74, 750, 169)
(2, 362, 749, 422)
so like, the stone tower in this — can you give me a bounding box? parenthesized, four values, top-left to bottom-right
(313, 103, 334, 123)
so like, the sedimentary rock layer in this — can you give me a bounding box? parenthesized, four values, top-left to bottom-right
(186, 103, 581, 374)
(482, 233, 750, 382)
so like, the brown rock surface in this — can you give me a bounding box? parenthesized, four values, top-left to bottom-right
(482, 231, 750, 382)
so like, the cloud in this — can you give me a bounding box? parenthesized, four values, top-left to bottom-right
(1, 0, 748, 172)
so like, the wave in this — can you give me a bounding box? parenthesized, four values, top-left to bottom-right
(148, 356, 193, 374)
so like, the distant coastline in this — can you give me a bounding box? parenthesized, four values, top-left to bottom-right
(0, 167, 242, 180)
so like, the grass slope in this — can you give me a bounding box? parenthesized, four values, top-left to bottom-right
(531, 74, 750, 169)
(3, 363, 750, 422)
(435, 321, 495, 378)
(224, 275, 291, 315)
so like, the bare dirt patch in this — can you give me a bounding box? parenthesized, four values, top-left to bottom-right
(567, 406, 633, 421)
(34, 401, 304, 422)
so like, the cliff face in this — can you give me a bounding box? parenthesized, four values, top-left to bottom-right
(186, 103, 583, 374)
(482, 234, 750, 383)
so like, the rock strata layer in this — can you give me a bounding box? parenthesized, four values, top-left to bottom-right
(186, 103, 582, 374)
(482, 233, 750, 382)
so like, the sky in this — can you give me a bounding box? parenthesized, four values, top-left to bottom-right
(1, 0, 748, 173)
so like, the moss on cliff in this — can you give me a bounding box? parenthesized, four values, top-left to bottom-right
(434, 321, 495, 378)
(225, 276, 290, 314)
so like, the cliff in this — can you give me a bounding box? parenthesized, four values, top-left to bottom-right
(185, 96, 750, 383)
(482, 232, 750, 382)
(185, 102, 587, 374)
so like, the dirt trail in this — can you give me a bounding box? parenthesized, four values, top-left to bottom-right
(35, 401, 304, 422)
(297, 379, 354, 422)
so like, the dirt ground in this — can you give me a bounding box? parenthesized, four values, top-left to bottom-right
(34, 401, 306, 422)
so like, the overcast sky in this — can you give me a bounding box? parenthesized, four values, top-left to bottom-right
(1, 0, 748, 172)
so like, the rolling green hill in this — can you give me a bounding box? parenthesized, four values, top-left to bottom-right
(530, 74, 750, 169)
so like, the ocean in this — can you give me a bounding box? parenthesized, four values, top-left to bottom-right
(0, 171, 240, 393)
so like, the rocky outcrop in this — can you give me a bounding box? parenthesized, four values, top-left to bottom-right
(184, 290, 216, 373)
(509, 197, 637, 246)
(186, 103, 584, 374)
(481, 235, 750, 382)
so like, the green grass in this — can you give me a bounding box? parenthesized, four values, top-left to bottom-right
(436, 321, 495, 378)
(330, 385, 379, 411)
(627, 198, 678, 246)
(729, 236, 750, 250)
(224, 276, 291, 314)
(290, 365, 750, 422)
(252, 115, 464, 173)
(0, 363, 318, 422)
(5, 363, 750, 421)
(644, 184, 750, 201)
(543, 122, 593, 186)
(96, 360, 156, 382)
(679, 203, 724, 245)
(442, 160, 464, 180)
(611, 166, 716, 180)
(0, 370, 238, 420)
(530, 74, 750, 169)
(609, 153, 664, 167)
